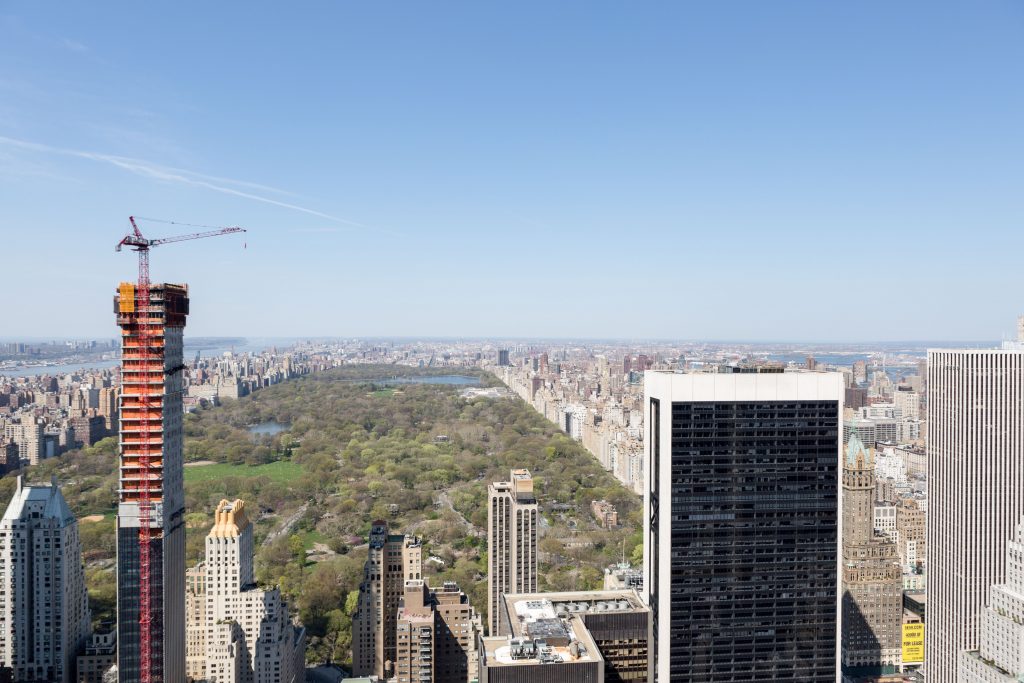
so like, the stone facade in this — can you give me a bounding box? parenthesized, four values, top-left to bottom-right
(895, 497, 926, 572)
(352, 521, 423, 678)
(841, 435, 904, 670)
(0, 477, 90, 683)
(186, 499, 306, 683)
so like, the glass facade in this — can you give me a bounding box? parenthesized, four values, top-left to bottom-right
(117, 527, 165, 682)
(665, 400, 838, 682)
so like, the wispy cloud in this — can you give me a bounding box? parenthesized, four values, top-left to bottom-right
(0, 136, 390, 233)
(61, 38, 89, 53)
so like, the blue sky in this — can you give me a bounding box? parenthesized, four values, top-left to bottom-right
(1, 3, 1023, 341)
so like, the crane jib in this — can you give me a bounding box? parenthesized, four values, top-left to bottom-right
(115, 215, 244, 682)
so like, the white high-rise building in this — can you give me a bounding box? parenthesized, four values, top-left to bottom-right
(960, 517, 1024, 680)
(0, 476, 90, 683)
(487, 469, 538, 635)
(926, 342, 1024, 683)
(193, 499, 305, 683)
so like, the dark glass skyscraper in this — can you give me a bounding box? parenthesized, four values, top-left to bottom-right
(644, 371, 842, 682)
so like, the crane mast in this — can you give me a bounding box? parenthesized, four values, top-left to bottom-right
(116, 216, 245, 683)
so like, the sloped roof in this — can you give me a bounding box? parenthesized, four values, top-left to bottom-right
(845, 433, 872, 469)
(2, 476, 75, 525)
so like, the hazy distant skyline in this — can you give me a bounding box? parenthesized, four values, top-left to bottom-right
(0, 335, 1011, 349)
(2, 3, 1023, 342)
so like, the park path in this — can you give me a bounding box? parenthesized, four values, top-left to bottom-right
(437, 489, 480, 536)
(262, 502, 309, 547)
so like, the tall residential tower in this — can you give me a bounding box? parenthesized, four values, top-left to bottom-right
(352, 521, 423, 679)
(115, 282, 189, 682)
(394, 580, 480, 683)
(0, 477, 90, 683)
(189, 499, 305, 683)
(644, 370, 843, 682)
(487, 468, 538, 635)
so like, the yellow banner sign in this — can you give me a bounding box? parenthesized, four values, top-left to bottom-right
(902, 622, 924, 663)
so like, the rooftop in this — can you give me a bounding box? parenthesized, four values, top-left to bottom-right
(481, 615, 599, 668)
(209, 498, 250, 538)
(2, 476, 74, 525)
(504, 590, 648, 624)
(511, 468, 532, 481)
(483, 590, 649, 669)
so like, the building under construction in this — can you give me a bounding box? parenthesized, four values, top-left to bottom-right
(115, 282, 189, 683)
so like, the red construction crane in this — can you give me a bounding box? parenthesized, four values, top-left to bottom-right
(115, 215, 245, 683)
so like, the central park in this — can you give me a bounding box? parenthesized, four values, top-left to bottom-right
(0, 364, 642, 667)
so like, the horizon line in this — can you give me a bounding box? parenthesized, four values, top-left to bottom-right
(0, 334, 1004, 346)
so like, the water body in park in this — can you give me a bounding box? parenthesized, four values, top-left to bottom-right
(248, 421, 290, 436)
(366, 375, 481, 386)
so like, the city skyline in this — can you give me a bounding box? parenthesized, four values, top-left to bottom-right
(0, 314, 1005, 681)
(2, 3, 1024, 340)
(4, 3, 1024, 681)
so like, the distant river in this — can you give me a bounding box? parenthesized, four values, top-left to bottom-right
(0, 359, 121, 378)
(0, 337, 287, 379)
(766, 353, 878, 367)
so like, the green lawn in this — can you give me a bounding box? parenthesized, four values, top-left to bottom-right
(184, 460, 304, 484)
(298, 529, 326, 550)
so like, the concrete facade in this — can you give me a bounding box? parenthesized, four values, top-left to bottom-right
(0, 476, 90, 683)
(487, 469, 538, 635)
(3, 418, 43, 465)
(960, 519, 1024, 681)
(926, 347, 1024, 683)
(76, 626, 117, 683)
(184, 563, 206, 681)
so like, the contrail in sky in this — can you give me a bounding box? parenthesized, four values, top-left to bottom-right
(0, 135, 372, 230)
